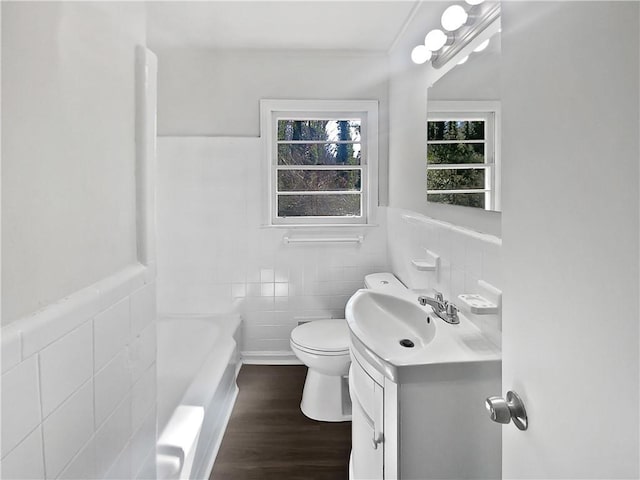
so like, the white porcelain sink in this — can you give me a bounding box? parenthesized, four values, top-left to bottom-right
(345, 289, 501, 382)
(346, 290, 435, 351)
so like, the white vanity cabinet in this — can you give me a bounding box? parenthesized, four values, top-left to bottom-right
(349, 359, 386, 479)
(349, 343, 501, 480)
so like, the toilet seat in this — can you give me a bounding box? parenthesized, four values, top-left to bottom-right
(290, 319, 350, 355)
(291, 341, 349, 356)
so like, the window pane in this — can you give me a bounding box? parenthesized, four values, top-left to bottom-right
(278, 120, 361, 142)
(278, 194, 361, 217)
(428, 192, 485, 209)
(278, 143, 361, 165)
(278, 170, 361, 192)
(427, 168, 485, 190)
(428, 120, 484, 141)
(428, 143, 484, 165)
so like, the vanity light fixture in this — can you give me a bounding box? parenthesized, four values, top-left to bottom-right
(424, 29, 449, 51)
(409, 1, 499, 67)
(411, 45, 433, 64)
(473, 38, 490, 52)
(441, 5, 468, 32)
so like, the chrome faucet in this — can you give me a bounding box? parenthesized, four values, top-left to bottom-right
(417, 290, 460, 324)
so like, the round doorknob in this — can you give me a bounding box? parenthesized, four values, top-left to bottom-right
(485, 391, 528, 430)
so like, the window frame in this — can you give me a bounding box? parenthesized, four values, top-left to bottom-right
(260, 100, 378, 226)
(427, 101, 501, 211)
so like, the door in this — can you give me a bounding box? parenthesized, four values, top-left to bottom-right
(500, 2, 639, 478)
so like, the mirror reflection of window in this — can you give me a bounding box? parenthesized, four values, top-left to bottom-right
(427, 31, 501, 212)
(427, 108, 498, 210)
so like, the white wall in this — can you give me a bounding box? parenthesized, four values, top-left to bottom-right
(386, 207, 502, 348)
(157, 137, 388, 357)
(2, 2, 144, 324)
(154, 48, 391, 358)
(156, 47, 390, 203)
(387, 2, 501, 236)
(1, 4, 158, 479)
(428, 34, 501, 101)
(155, 48, 389, 137)
(501, 2, 639, 477)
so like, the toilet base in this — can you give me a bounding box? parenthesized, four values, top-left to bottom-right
(300, 369, 352, 422)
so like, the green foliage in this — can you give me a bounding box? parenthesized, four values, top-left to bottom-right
(427, 120, 486, 209)
(276, 119, 362, 217)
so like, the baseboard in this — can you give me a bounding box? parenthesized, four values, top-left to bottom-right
(240, 350, 303, 365)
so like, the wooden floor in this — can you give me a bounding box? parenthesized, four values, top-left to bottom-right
(209, 365, 352, 480)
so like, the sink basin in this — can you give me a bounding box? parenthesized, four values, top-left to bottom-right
(345, 289, 501, 382)
(345, 289, 436, 357)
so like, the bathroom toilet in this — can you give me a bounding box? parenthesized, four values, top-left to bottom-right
(290, 272, 406, 422)
(290, 319, 351, 422)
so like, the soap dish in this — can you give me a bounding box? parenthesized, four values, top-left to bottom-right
(457, 294, 499, 315)
(411, 260, 437, 271)
(411, 250, 440, 272)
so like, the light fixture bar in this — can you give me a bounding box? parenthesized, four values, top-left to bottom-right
(431, 2, 500, 69)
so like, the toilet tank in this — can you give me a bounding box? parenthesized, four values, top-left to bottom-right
(363, 273, 406, 294)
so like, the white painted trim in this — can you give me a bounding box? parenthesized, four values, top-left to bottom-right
(241, 350, 304, 365)
(135, 47, 158, 273)
(259, 99, 379, 227)
(400, 210, 502, 246)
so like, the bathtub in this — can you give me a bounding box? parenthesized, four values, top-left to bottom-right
(156, 314, 242, 480)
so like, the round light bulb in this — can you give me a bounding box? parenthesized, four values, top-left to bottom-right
(441, 5, 468, 32)
(458, 55, 469, 65)
(473, 38, 490, 52)
(411, 45, 432, 64)
(465, 0, 484, 5)
(424, 29, 448, 52)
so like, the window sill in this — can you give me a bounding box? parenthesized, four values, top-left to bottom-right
(260, 223, 380, 229)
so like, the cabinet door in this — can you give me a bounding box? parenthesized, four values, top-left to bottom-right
(350, 362, 384, 479)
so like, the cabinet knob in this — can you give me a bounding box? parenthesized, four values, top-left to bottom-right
(485, 391, 528, 430)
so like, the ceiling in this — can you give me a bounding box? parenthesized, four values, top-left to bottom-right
(146, 1, 423, 52)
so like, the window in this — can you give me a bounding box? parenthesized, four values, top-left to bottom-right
(261, 100, 378, 226)
(427, 101, 500, 211)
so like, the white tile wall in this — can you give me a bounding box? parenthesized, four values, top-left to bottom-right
(40, 321, 93, 417)
(94, 396, 132, 477)
(42, 380, 95, 479)
(0, 427, 46, 480)
(157, 137, 388, 356)
(0, 268, 158, 480)
(94, 350, 131, 427)
(387, 207, 503, 348)
(94, 298, 130, 371)
(58, 438, 98, 480)
(1, 355, 41, 457)
(131, 284, 157, 336)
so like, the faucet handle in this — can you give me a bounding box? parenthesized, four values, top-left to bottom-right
(446, 303, 459, 322)
(434, 291, 444, 302)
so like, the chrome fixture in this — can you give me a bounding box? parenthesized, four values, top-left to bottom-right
(417, 291, 460, 324)
(410, 0, 500, 68)
(485, 391, 528, 430)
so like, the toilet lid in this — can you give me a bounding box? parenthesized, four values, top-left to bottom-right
(291, 319, 350, 353)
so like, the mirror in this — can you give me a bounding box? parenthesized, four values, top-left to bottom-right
(427, 31, 502, 212)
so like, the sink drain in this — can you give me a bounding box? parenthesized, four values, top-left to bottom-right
(399, 339, 415, 348)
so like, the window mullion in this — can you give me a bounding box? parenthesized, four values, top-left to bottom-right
(275, 165, 363, 170)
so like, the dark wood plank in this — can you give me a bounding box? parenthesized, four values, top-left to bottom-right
(210, 365, 351, 480)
